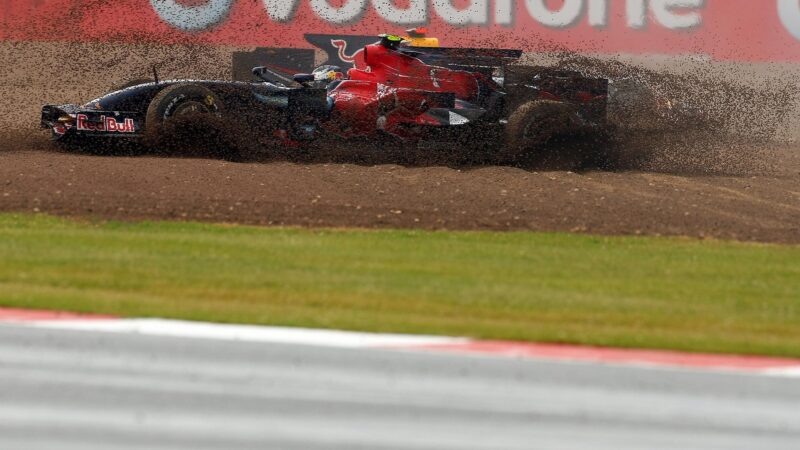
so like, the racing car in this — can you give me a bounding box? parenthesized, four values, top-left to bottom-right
(42, 32, 610, 164)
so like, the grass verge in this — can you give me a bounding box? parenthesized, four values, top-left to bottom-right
(0, 213, 798, 357)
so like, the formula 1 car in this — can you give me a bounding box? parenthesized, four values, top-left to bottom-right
(42, 31, 609, 163)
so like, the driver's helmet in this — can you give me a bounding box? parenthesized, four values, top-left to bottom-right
(379, 34, 405, 49)
(312, 65, 345, 84)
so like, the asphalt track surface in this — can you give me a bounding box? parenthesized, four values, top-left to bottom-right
(2, 324, 799, 450)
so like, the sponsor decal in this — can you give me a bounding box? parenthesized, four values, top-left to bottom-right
(305, 34, 376, 68)
(149, 0, 236, 32)
(148, 0, 707, 32)
(778, 0, 800, 41)
(148, 0, 796, 61)
(76, 114, 136, 133)
(2, 1, 800, 61)
(331, 39, 362, 65)
(164, 94, 187, 117)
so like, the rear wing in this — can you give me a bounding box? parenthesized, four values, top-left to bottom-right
(505, 65, 609, 97)
(503, 65, 609, 122)
(400, 47, 523, 70)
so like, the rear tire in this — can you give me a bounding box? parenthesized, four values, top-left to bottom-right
(501, 100, 574, 164)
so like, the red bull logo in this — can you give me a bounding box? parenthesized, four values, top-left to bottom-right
(76, 114, 136, 133)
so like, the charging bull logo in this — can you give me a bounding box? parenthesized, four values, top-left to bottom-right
(330, 39, 366, 68)
(305, 34, 377, 69)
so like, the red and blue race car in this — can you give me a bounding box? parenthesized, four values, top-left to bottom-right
(42, 32, 609, 163)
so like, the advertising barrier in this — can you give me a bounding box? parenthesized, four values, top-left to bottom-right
(1, 0, 800, 61)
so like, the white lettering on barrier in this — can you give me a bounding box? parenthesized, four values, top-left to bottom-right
(311, 0, 367, 24)
(373, 0, 428, 25)
(495, 0, 513, 25)
(588, 0, 609, 27)
(432, 0, 489, 26)
(150, 0, 708, 33)
(526, 0, 583, 28)
(778, 0, 800, 41)
(262, 0, 301, 22)
(149, 0, 234, 32)
(651, 0, 705, 30)
(500, 0, 705, 30)
(627, 0, 647, 28)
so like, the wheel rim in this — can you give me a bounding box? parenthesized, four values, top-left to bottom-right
(522, 120, 542, 140)
(172, 101, 210, 118)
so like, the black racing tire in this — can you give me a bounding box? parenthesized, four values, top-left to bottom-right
(501, 100, 574, 164)
(145, 83, 223, 135)
(144, 83, 237, 158)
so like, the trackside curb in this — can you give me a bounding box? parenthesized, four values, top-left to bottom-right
(2, 307, 799, 377)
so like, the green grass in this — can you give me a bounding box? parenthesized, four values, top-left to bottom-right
(0, 213, 798, 357)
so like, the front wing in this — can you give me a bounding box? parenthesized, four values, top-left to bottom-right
(42, 104, 144, 138)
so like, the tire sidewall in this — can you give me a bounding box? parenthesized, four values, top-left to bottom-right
(502, 100, 573, 163)
(147, 84, 222, 128)
(143, 83, 247, 161)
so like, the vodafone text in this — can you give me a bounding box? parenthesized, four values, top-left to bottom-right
(150, 0, 706, 32)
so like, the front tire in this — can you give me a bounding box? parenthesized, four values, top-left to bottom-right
(145, 83, 222, 136)
(144, 83, 240, 159)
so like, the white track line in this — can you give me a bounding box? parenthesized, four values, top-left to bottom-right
(763, 366, 800, 378)
(26, 318, 468, 348)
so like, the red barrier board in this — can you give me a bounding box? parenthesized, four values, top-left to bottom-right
(2, 0, 800, 61)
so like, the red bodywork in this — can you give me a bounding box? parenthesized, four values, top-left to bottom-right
(324, 42, 490, 140)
